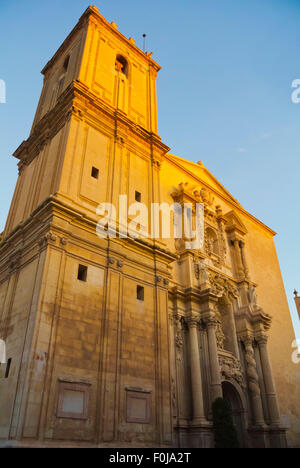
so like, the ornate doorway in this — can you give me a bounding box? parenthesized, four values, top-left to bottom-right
(222, 381, 246, 448)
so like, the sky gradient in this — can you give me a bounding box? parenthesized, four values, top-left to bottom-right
(0, 0, 299, 340)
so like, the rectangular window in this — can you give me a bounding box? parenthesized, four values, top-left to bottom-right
(5, 358, 11, 379)
(78, 264, 87, 282)
(135, 191, 142, 203)
(137, 286, 144, 301)
(63, 56, 70, 72)
(91, 167, 99, 179)
(57, 381, 90, 420)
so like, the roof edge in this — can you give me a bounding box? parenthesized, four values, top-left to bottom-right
(42, 5, 161, 76)
(165, 152, 277, 237)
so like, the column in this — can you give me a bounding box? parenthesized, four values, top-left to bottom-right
(225, 299, 240, 359)
(243, 337, 265, 426)
(187, 317, 207, 425)
(257, 336, 281, 425)
(233, 239, 244, 278)
(240, 240, 249, 279)
(206, 317, 223, 402)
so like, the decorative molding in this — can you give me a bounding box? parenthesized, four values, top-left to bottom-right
(215, 321, 225, 350)
(8, 250, 22, 273)
(38, 232, 57, 248)
(174, 316, 186, 362)
(14, 81, 170, 171)
(208, 272, 238, 299)
(60, 237, 68, 247)
(219, 352, 245, 388)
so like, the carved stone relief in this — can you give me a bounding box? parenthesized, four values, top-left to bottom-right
(219, 354, 245, 389)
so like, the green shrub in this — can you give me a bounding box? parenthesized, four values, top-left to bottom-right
(212, 398, 240, 448)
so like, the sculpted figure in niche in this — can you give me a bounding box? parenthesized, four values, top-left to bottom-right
(216, 321, 225, 350)
(199, 261, 208, 284)
(205, 228, 219, 256)
(248, 285, 258, 308)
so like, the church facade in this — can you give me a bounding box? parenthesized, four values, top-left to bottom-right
(0, 6, 299, 448)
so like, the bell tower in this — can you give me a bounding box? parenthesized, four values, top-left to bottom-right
(4, 5, 162, 239)
(0, 6, 172, 446)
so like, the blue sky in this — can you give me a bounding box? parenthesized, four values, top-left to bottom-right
(0, 0, 299, 339)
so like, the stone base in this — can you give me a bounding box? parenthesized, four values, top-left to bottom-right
(248, 425, 287, 448)
(268, 426, 288, 448)
(0, 425, 287, 449)
(176, 423, 214, 448)
(248, 426, 269, 448)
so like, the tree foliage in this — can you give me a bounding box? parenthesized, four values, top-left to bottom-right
(212, 398, 240, 448)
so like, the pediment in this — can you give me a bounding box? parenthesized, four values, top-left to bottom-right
(166, 153, 241, 206)
(224, 211, 248, 235)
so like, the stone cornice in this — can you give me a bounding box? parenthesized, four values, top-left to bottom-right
(13, 80, 170, 170)
(125, 236, 177, 263)
(41, 11, 89, 76)
(87, 7, 161, 72)
(42, 6, 161, 77)
(0, 194, 177, 273)
(164, 154, 276, 237)
(169, 286, 221, 304)
(71, 81, 169, 153)
(236, 305, 272, 331)
(13, 84, 75, 168)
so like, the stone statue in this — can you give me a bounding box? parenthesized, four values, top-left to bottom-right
(248, 285, 258, 307)
(199, 261, 208, 284)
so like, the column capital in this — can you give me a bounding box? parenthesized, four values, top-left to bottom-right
(186, 316, 200, 329)
(240, 333, 254, 346)
(256, 334, 268, 346)
(200, 290, 220, 305)
(221, 293, 234, 307)
(203, 314, 219, 329)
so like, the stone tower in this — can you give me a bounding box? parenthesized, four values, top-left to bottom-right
(0, 6, 172, 446)
(0, 6, 299, 448)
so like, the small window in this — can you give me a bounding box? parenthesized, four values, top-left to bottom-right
(115, 55, 129, 78)
(78, 265, 87, 282)
(57, 76, 65, 95)
(5, 358, 12, 379)
(63, 56, 70, 72)
(137, 286, 144, 301)
(135, 191, 142, 203)
(91, 167, 99, 179)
